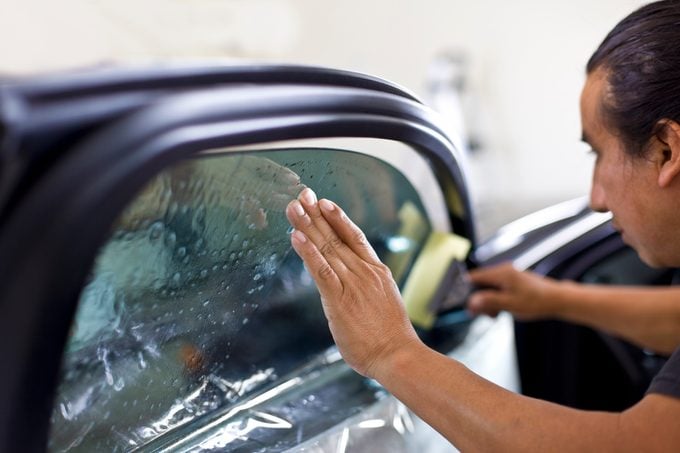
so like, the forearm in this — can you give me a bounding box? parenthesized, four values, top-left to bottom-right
(551, 282, 680, 354)
(375, 341, 626, 452)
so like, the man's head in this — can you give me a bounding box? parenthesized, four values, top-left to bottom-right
(582, 0, 680, 267)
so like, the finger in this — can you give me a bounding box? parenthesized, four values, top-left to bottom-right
(285, 198, 351, 275)
(296, 189, 365, 269)
(318, 198, 381, 265)
(289, 229, 343, 297)
(467, 289, 507, 316)
(468, 262, 515, 288)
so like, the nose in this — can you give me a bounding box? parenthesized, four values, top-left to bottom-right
(589, 179, 608, 213)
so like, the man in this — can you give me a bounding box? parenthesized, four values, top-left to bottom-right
(285, 1, 680, 450)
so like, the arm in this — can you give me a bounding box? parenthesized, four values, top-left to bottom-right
(285, 188, 680, 452)
(468, 264, 680, 354)
(379, 341, 680, 453)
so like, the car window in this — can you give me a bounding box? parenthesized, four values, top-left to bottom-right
(48, 147, 433, 452)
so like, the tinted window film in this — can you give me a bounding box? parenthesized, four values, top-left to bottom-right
(48, 148, 431, 451)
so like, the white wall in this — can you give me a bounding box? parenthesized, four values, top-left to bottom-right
(0, 0, 647, 233)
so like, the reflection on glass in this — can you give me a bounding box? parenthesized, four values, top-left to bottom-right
(48, 148, 431, 452)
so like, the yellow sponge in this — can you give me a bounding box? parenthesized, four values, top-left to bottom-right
(401, 231, 471, 329)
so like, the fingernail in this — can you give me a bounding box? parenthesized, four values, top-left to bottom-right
(320, 199, 335, 211)
(301, 188, 317, 205)
(293, 200, 305, 217)
(292, 229, 307, 243)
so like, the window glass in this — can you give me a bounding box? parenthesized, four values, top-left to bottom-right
(48, 148, 432, 452)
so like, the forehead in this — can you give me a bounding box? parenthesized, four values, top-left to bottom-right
(580, 69, 610, 148)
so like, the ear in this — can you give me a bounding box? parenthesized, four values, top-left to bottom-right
(654, 120, 680, 188)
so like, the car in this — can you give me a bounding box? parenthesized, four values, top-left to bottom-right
(0, 63, 672, 452)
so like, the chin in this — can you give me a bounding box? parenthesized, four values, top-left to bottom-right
(637, 250, 672, 269)
(640, 256, 664, 268)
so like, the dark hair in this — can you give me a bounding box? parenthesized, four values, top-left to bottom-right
(587, 0, 680, 157)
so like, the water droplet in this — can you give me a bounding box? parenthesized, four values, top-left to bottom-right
(286, 226, 295, 234)
(60, 402, 74, 420)
(149, 221, 164, 241)
(194, 205, 205, 229)
(253, 273, 262, 281)
(168, 202, 179, 218)
(138, 351, 147, 369)
(203, 300, 210, 307)
(200, 269, 208, 279)
(177, 247, 187, 258)
(242, 318, 249, 325)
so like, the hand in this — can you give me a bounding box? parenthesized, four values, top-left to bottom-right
(285, 188, 422, 378)
(467, 263, 560, 320)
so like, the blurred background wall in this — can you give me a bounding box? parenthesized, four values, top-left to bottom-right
(0, 0, 647, 238)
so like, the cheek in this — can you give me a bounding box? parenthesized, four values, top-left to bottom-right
(592, 162, 616, 199)
(595, 156, 631, 204)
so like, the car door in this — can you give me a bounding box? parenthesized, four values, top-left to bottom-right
(0, 64, 492, 452)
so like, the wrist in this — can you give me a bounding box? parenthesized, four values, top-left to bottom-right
(369, 336, 427, 383)
(547, 279, 580, 319)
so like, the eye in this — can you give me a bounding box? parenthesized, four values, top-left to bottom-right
(587, 148, 601, 162)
